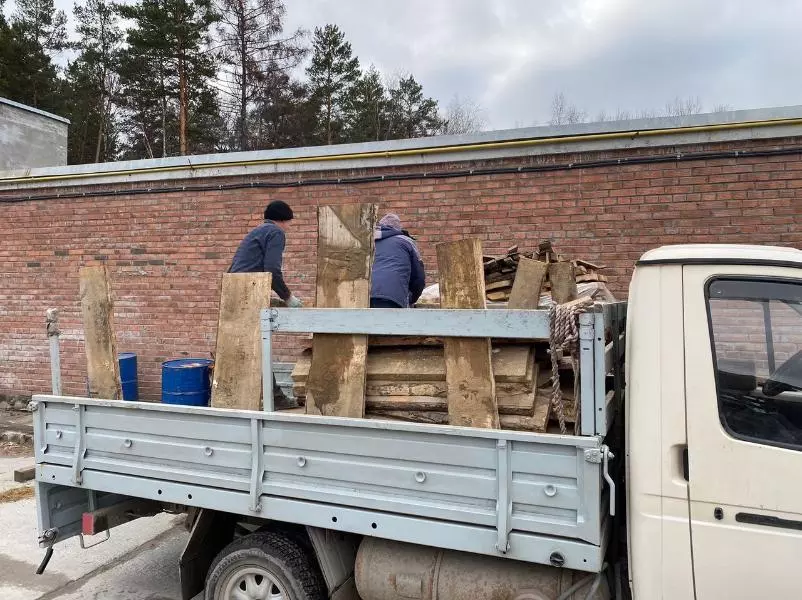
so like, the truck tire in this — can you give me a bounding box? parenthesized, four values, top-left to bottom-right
(205, 531, 326, 600)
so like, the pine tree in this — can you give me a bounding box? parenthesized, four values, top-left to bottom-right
(214, 0, 305, 151)
(0, 21, 62, 111)
(344, 66, 386, 142)
(0, 0, 65, 111)
(249, 71, 315, 149)
(118, 0, 219, 156)
(12, 0, 68, 52)
(68, 0, 122, 162)
(385, 75, 443, 139)
(306, 24, 360, 145)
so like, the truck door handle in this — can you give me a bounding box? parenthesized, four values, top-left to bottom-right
(735, 513, 802, 531)
(681, 446, 689, 481)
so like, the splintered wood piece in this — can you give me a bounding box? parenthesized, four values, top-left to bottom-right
(549, 262, 578, 304)
(79, 265, 122, 400)
(507, 258, 548, 309)
(485, 280, 514, 292)
(437, 238, 499, 428)
(211, 273, 273, 410)
(487, 291, 511, 302)
(306, 204, 377, 417)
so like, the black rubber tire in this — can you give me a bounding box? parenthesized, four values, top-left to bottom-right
(205, 531, 326, 600)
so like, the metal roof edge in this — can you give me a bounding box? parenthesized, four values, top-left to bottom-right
(2, 104, 802, 188)
(0, 97, 71, 125)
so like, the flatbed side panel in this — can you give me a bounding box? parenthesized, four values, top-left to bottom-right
(38, 464, 605, 572)
(33, 397, 604, 547)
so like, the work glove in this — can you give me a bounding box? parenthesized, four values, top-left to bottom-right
(287, 295, 304, 308)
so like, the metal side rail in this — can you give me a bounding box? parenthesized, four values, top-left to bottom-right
(33, 396, 609, 572)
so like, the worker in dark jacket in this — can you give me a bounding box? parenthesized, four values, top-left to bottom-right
(370, 213, 425, 308)
(229, 200, 302, 408)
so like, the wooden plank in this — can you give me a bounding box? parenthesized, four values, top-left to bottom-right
(293, 345, 534, 384)
(485, 280, 514, 292)
(366, 396, 447, 412)
(548, 262, 577, 304)
(507, 258, 548, 310)
(211, 273, 273, 410)
(306, 204, 376, 417)
(79, 265, 122, 400)
(364, 385, 536, 416)
(366, 411, 546, 431)
(532, 392, 552, 432)
(368, 336, 443, 347)
(487, 291, 510, 302)
(437, 238, 499, 428)
(295, 379, 536, 401)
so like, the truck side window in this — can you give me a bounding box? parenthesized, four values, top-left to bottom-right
(707, 278, 802, 450)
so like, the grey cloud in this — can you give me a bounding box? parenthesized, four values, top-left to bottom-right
(36, 0, 802, 128)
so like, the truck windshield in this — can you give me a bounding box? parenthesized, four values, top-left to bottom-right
(707, 278, 802, 449)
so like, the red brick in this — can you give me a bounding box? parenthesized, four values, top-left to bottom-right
(2, 138, 802, 400)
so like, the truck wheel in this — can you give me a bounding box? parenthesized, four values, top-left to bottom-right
(205, 531, 326, 600)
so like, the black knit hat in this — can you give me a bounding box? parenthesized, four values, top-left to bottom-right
(264, 200, 294, 222)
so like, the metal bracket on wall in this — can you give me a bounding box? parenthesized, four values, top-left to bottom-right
(495, 439, 512, 553)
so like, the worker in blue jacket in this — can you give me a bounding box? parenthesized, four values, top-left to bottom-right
(229, 200, 302, 408)
(370, 213, 426, 308)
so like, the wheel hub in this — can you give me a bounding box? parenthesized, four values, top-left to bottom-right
(221, 565, 288, 600)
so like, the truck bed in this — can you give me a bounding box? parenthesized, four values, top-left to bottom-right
(34, 304, 625, 574)
(34, 395, 609, 572)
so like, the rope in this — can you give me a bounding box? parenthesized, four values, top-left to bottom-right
(549, 298, 594, 434)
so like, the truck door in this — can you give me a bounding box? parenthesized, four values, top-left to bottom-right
(683, 266, 802, 599)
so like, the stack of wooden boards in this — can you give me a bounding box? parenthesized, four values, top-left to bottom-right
(292, 342, 577, 432)
(484, 241, 607, 303)
(293, 205, 584, 433)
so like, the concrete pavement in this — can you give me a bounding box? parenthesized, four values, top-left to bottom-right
(0, 493, 190, 599)
(0, 420, 200, 599)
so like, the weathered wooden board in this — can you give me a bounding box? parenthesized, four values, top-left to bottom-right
(306, 204, 376, 417)
(437, 238, 499, 428)
(532, 391, 552, 431)
(363, 386, 536, 416)
(548, 262, 578, 304)
(368, 336, 443, 347)
(79, 265, 122, 400)
(507, 258, 548, 310)
(293, 345, 534, 384)
(294, 377, 537, 401)
(211, 273, 273, 410)
(367, 411, 546, 432)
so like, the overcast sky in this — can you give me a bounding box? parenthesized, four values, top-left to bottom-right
(16, 0, 802, 129)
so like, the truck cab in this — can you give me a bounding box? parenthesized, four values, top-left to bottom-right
(627, 244, 802, 599)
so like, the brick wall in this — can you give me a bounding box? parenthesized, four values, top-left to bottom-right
(1, 137, 801, 400)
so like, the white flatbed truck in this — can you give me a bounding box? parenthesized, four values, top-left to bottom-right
(30, 244, 802, 599)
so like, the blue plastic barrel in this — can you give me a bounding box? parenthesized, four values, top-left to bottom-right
(161, 359, 213, 406)
(118, 353, 138, 401)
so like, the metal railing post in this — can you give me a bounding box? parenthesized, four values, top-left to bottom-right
(46, 309, 62, 396)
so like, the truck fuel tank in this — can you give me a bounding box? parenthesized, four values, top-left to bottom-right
(355, 537, 610, 600)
